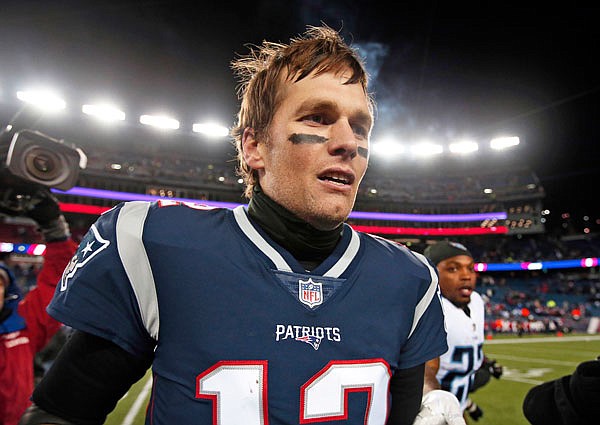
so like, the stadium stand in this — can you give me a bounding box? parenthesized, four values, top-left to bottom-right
(2, 143, 599, 335)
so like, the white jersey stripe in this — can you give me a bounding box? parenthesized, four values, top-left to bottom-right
(116, 201, 160, 340)
(408, 251, 439, 339)
(323, 227, 360, 278)
(233, 206, 293, 272)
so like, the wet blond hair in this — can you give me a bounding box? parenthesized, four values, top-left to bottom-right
(231, 25, 373, 198)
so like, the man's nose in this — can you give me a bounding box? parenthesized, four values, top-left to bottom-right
(328, 120, 358, 159)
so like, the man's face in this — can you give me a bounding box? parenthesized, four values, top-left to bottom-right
(436, 255, 477, 307)
(247, 69, 372, 230)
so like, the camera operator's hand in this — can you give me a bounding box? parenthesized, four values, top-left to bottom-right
(25, 189, 71, 242)
(23, 188, 60, 225)
(0, 185, 70, 242)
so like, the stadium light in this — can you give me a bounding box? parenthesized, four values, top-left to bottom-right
(490, 136, 520, 150)
(82, 103, 126, 122)
(410, 141, 443, 157)
(16, 89, 66, 111)
(449, 140, 479, 154)
(371, 139, 405, 157)
(140, 114, 180, 130)
(192, 122, 229, 138)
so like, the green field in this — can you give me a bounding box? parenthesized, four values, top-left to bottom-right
(105, 334, 600, 425)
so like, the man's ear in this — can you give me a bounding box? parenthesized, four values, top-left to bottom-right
(242, 127, 265, 170)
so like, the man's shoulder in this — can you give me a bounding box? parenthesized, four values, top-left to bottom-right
(358, 231, 426, 263)
(86, 201, 235, 251)
(356, 232, 437, 292)
(469, 291, 486, 321)
(101, 200, 231, 226)
(144, 199, 231, 217)
(469, 291, 484, 306)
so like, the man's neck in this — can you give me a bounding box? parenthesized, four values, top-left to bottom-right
(247, 186, 343, 271)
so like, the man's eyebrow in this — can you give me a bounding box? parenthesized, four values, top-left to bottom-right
(295, 99, 372, 125)
(294, 99, 337, 115)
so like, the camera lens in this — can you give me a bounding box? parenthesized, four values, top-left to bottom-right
(6, 129, 82, 190)
(32, 153, 55, 172)
(23, 146, 66, 182)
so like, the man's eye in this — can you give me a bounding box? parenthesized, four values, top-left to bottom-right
(303, 114, 325, 124)
(353, 125, 368, 138)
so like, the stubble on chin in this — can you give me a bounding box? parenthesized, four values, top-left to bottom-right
(302, 199, 352, 231)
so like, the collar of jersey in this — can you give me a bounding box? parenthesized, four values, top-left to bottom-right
(233, 205, 360, 278)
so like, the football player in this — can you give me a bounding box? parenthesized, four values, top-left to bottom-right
(21, 26, 448, 425)
(422, 241, 502, 423)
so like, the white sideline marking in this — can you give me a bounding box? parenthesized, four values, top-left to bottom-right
(123, 376, 153, 425)
(501, 376, 545, 385)
(484, 355, 579, 367)
(485, 334, 600, 344)
(483, 335, 600, 385)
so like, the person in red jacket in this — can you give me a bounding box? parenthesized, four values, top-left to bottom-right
(0, 189, 77, 425)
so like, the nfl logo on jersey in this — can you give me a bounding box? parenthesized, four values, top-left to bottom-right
(298, 278, 323, 308)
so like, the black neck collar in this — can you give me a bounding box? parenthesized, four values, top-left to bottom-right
(246, 186, 343, 270)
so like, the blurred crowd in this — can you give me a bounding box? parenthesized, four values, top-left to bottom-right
(479, 271, 600, 335)
(2, 145, 599, 341)
(3, 234, 599, 337)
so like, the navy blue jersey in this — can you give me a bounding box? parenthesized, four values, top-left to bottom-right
(49, 200, 447, 424)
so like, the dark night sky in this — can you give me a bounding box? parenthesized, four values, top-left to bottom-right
(1, 1, 599, 226)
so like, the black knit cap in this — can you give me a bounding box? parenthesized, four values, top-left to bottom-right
(423, 241, 473, 266)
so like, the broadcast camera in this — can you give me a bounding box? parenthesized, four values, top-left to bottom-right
(0, 105, 87, 214)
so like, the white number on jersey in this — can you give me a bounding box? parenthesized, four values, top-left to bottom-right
(196, 359, 391, 424)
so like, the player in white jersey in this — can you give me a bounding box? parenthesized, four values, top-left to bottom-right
(437, 289, 485, 408)
(421, 241, 502, 423)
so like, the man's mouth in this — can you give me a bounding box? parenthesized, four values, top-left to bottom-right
(318, 171, 354, 186)
(459, 287, 473, 297)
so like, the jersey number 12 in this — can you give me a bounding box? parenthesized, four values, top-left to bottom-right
(197, 359, 391, 424)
